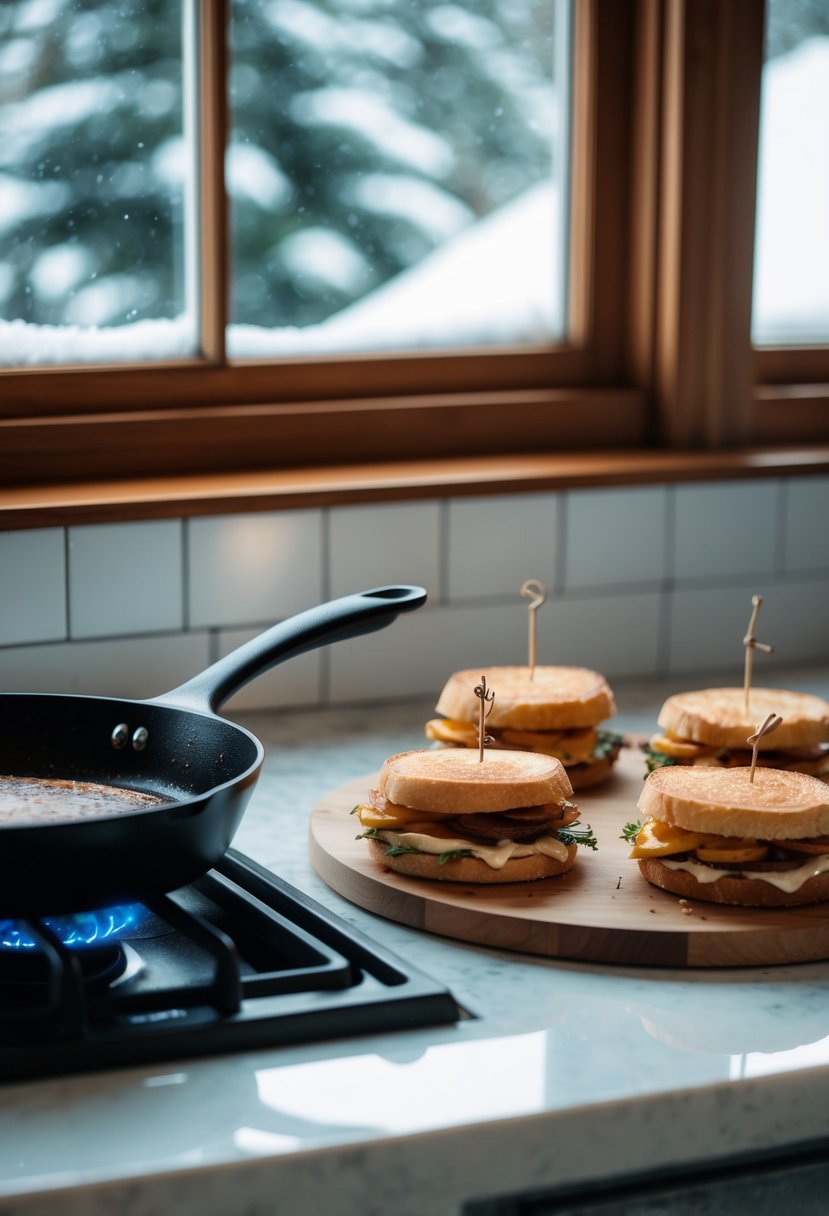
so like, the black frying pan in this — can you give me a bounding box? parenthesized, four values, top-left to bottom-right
(0, 584, 426, 916)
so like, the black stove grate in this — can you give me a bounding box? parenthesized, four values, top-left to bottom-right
(0, 850, 461, 1084)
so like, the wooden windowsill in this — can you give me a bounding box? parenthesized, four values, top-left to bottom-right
(3, 446, 829, 531)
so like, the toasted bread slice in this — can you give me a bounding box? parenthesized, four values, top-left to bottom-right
(378, 748, 573, 816)
(366, 836, 577, 884)
(657, 688, 829, 750)
(636, 856, 829, 907)
(639, 764, 829, 840)
(435, 666, 616, 731)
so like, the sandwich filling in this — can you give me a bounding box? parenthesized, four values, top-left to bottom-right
(426, 718, 623, 777)
(645, 732, 829, 778)
(355, 790, 596, 869)
(627, 816, 829, 893)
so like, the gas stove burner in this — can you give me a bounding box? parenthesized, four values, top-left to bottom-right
(0, 940, 128, 992)
(0, 850, 461, 1084)
(0, 905, 148, 953)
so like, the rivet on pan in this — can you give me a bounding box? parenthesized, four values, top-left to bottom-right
(111, 723, 130, 749)
(132, 726, 149, 751)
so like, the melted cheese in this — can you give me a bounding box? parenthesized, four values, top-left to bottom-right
(370, 828, 571, 870)
(659, 853, 829, 894)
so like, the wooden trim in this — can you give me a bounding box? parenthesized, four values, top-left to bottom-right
(196, 0, 228, 363)
(589, 1, 635, 381)
(655, 0, 764, 448)
(753, 385, 829, 444)
(569, 0, 635, 379)
(628, 0, 663, 404)
(755, 347, 829, 385)
(0, 347, 589, 418)
(3, 446, 829, 531)
(566, 0, 596, 350)
(0, 388, 648, 484)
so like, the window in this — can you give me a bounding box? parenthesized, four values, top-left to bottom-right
(0, 0, 195, 364)
(228, 0, 571, 358)
(752, 0, 829, 347)
(0, 0, 572, 366)
(752, 0, 829, 440)
(0, 1, 827, 500)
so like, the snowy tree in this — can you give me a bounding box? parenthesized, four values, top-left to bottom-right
(0, 0, 557, 333)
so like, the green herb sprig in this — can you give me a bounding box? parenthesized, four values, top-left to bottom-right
(643, 746, 678, 774)
(356, 827, 474, 865)
(595, 729, 624, 758)
(557, 821, 598, 851)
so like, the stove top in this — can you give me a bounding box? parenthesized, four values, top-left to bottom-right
(0, 850, 462, 1084)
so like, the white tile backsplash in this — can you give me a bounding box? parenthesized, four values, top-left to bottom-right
(328, 601, 527, 704)
(563, 486, 667, 589)
(0, 528, 66, 645)
(68, 520, 183, 639)
(668, 577, 829, 677)
(2, 474, 828, 708)
(328, 604, 454, 703)
(0, 632, 210, 698)
(539, 591, 663, 680)
(446, 492, 559, 600)
(783, 477, 829, 574)
(188, 511, 323, 628)
(759, 577, 829, 665)
(668, 583, 776, 675)
(329, 501, 441, 600)
(673, 479, 780, 582)
(218, 626, 322, 713)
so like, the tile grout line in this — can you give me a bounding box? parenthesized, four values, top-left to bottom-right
(438, 498, 449, 605)
(776, 478, 789, 577)
(181, 517, 191, 631)
(320, 507, 331, 706)
(63, 526, 72, 640)
(554, 491, 567, 596)
(656, 486, 676, 678)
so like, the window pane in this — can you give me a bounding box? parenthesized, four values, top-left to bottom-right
(228, 0, 569, 358)
(752, 0, 829, 346)
(0, 0, 195, 366)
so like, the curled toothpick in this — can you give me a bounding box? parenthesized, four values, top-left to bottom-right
(473, 675, 495, 763)
(520, 579, 547, 682)
(743, 594, 773, 715)
(747, 712, 782, 783)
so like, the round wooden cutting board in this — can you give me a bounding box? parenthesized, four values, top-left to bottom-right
(308, 748, 829, 968)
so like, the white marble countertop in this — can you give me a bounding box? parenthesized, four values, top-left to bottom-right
(3, 669, 829, 1215)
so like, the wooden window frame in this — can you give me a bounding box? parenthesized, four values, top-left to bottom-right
(1, 0, 828, 523)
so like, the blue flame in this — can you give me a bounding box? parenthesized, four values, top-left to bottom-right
(0, 906, 144, 951)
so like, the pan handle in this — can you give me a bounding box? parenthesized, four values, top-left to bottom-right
(152, 585, 427, 714)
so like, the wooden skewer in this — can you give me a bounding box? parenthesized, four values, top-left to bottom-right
(743, 594, 773, 715)
(520, 579, 546, 682)
(747, 712, 782, 783)
(473, 676, 495, 763)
